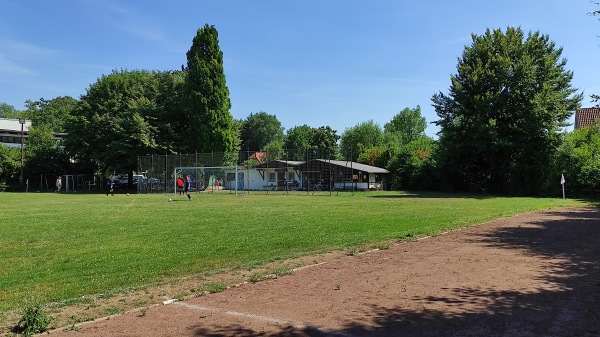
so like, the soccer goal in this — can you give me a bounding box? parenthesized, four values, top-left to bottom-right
(174, 166, 240, 194)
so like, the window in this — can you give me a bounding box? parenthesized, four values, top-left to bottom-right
(268, 172, 276, 182)
(288, 172, 294, 180)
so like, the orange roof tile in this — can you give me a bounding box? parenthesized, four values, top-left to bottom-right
(575, 108, 600, 129)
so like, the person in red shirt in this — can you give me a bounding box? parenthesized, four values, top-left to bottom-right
(176, 175, 184, 196)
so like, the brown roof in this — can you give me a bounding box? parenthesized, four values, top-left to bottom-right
(248, 151, 267, 163)
(575, 108, 600, 129)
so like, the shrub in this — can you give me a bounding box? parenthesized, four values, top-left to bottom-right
(13, 304, 52, 336)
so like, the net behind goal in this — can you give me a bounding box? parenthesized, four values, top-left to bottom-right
(174, 166, 239, 194)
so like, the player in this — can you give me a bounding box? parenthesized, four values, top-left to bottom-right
(184, 175, 192, 200)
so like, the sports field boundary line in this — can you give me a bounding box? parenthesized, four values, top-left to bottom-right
(173, 302, 358, 337)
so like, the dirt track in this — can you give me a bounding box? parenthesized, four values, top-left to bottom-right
(47, 207, 600, 337)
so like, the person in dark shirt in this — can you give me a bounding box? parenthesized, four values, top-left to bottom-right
(106, 176, 115, 196)
(185, 175, 192, 200)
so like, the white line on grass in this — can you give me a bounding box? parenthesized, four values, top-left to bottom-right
(173, 302, 357, 337)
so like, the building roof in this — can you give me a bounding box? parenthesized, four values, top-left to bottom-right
(254, 160, 304, 169)
(254, 159, 389, 174)
(574, 108, 600, 129)
(316, 159, 390, 174)
(248, 151, 267, 163)
(0, 118, 31, 132)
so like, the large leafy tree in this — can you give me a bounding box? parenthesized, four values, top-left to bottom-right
(24, 125, 71, 176)
(284, 125, 339, 160)
(0, 103, 21, 118)
(339, 120, 384, 162)
(0, 145, 20, 191)
(184, 24, 235, 154)
(384, 106, 427, 146)
(556, 121, 600, 191)
(433, 27, 581, 195)
(387, 135, 438, 191)
(155, 70, 187, 153)
(64, 70, 163, 176)
(24, 96, 77, 132)
(240, 111, 284, 151)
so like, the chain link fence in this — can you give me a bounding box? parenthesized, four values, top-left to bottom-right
(137, 148, 389, 195)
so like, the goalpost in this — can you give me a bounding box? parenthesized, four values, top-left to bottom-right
(174, 166, 239, 194)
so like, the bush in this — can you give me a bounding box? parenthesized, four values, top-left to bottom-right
(13, 304, 52, 336)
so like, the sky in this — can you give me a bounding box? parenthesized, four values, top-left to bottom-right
(0, 1, 598, 137)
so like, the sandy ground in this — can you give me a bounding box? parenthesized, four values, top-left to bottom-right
(33, 207, 600, 336)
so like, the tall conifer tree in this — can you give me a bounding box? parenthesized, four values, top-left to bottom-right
(184, 24, 235, 154)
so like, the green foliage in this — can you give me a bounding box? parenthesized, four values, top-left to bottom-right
(24, 125, 71, 176)
(284, 125, 339, 156)
(357, 145, 386, 167)
(284, 125, 312, 150)
(248, 272, 269, 283)
(384, 106, 427, 146)
(198, 282, 228, 294)
(271, 268, 293, 277)
(24, 96, 77, 132)
(263, 139, 285, 161)
(240, 111, 284, 151)
(14, 304, 52, 337)
(387, 136, 438, 190)
(184, 24, 235, 153)
(0, 146, 20, 191)
(556, 122, 600, 191)
(433, 27, 582, 195)
(64, 69, 164, 174)
(339, 120, 383, 162)
(154, 70, 187, 153)
(0, 102, 22, 118)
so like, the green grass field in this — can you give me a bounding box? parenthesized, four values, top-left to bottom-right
(0, 190, 589, 315)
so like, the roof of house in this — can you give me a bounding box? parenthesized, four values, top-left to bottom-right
(254, 159, 389, 174)
(254, 160, 304, 169)
(0, 118, 31, 132)
(575, 108, 600, 129)
(317, 159, 390, 174)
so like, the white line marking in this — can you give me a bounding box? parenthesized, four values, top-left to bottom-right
(174, 302, 357, 337)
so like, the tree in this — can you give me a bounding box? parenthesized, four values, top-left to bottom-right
(339, 120, 383, 162)
(284, 125, 339, 160)
(0, 103, 21, 118)
(184, 24, 236, 154)
(310, 126, 340, 154)
(24, 125, 71, 176)
(284, 125, 312, 151)
(154, 70, 187, 153)
(240, 111, 284, 151)
(24, 96, 78, 132)
(387, 136, 438, 190)
(556, 121, 600, 192)
(0, 145, 20, 191)
(433, 27, 581, 195)
(64, 70, 163, 177)
(384, 106, 427, 146)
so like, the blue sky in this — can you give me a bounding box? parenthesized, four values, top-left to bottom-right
(0, 1, 598, 137)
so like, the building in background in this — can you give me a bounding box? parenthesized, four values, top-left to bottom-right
(574, 108, 600, 130)
(0, 118, 31, 148)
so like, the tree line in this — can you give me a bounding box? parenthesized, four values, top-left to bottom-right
(1, 23, 599, 196)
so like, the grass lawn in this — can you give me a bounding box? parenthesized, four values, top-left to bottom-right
(0, 190, 590, 315)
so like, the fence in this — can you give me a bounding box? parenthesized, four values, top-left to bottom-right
(137, 148, 388, 194)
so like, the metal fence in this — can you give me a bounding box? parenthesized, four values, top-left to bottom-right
(136, 148, 387, 195)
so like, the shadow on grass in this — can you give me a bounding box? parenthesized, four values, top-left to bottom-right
(368, 191, 499, 199)
(191, 207, 600, 337)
